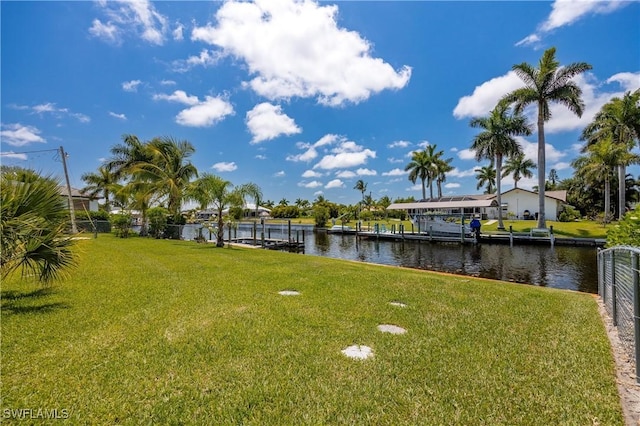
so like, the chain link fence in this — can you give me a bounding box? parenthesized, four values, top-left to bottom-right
(598, 246, 640, 383)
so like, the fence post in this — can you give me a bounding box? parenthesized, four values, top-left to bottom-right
(633, 252, 640, 384)
(612, 250, 618, 326)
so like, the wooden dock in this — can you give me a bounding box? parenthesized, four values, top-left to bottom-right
(230, 237, 305, 252)
(329, 228, 605, 247)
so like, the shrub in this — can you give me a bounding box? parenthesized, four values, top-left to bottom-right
(110, 213, 133, 238)
(1, 168, 77, 282)
(360, 210, 373, 221)
(606, 205, 640, 247)
(148, 207, 169, 238)
(314, 206, 329, 228)
(271, 205, 300, 218)
(558, 206, 581, 222)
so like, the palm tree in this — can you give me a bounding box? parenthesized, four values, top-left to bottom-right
(107, 134, 151, 180)
(243, 182, 263, 219)
(548, 169, 559, 189)
(1, 168, 77, 283)
(503, 152, 536, 189)
(405, 146, 444, 200)
(470, 103, 531, 229)
(279, 198, 289, 206)
(187, 173, 245, 247)
(81, 164, 119, 212)
(573, 138, 635, 220)
(475, 165, 497, 194)
(582, 89, 640, 219)
(501, 47, 592, 229)
(434, 156, 454, 199)
(353, 179, 367, 218)
(133, 136, 198, 218)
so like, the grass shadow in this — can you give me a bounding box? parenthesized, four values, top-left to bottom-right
(1, 288, 70, 315)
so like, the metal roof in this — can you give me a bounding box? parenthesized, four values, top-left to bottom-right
(387, 199, 499, 210)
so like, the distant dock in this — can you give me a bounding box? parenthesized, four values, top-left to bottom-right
(327, 227, 605, 247)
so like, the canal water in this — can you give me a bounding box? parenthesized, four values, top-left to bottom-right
(182, 224, 599, 294)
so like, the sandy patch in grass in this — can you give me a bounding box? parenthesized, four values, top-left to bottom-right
(377, 324, 407, 334)
(342, 345, 374, 360)
(389, 301, 407, 308)
(278, 290, 300, 296)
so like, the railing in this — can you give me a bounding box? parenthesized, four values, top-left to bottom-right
(597, 246, 640, 383)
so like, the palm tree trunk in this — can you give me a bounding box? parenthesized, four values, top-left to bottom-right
(421, 179, 426, 200)
(618, 165, 626, 219)
(217, 207, 225, 247)
(604, 177, 611, 220)
(537, 107, 546, 229)
(496, 154, 504, 230)
(437, 180, 442, 199)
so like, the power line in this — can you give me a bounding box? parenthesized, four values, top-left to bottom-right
(0, 148, 59, 156)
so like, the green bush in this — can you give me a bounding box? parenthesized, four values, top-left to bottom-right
(110, 213, 133, 238)
(271, 205, 300, 218)
(558, 205, 581, 222)
(606, 205, 640, 247)
(360, 210, 373, 221)
(148, 207, 169, 238)
(313, 206, 329, 228)
(75, 210, 110, 221)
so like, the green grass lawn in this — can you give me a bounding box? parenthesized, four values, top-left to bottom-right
(1, 235, 622, 424)
(480, 219, 610, 239)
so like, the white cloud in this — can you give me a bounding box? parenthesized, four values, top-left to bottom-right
(515, 136, 566, 164)
(454, 71, 639, 135)
(191, 0, 411, 106)
(173, 49, 223, 72)
(18, 103, 90, 123)
(211, 161, 237, 172)
(382, 168, 406, 177)
(325, 179, 344, 189)
(356, 168, 377, 176)
(274, 170, 285, 177)
(154, 90, 234, 127)
(606, 72, 640, 92)
(314, 148, 376, 170)
(313, 190, 324, 196)
(173, 22, 184, 41)
(336, 170, 356, 178)
(176, 96, 234, 127)
(153, 90, 199, 105)
(0, 123, 46, 146)
(444, 183, 461, 189)
(255, 154, 267, 160)
(122, 80, 142, 92)
(90, 0, 168, 45)
(299, 180, 323, 188)
(109, 111, 127, 120)
(551, 161, 571, 171)
(456, 149, 476, 161)
(453, 71, 523, 118)
(160, 79, 176, 86)
(517, 0, 628, 47)
(1, 151, 28, 160)
(388, 157, 404, 164)
(286, 134, 339, 162)
(449, 167, 476, 178)
(246, 103, 301, 144)
(388, 140, 411, 149)
(89, 19, 119, 44)
(302, 169, 322, 178)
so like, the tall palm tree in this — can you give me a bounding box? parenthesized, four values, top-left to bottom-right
(503, 152, 536, 189)
(107, 134, 151, 180)
(470, 104, 531, 229)
(353, 179, 367, 218)
(501, 47, 592, 229)
(475, 165, 497, 194)
(279, 198, 289, 206)
(548, 169, 559, 189)
(1, 169, 77, 283)
(133, 136, 198, 218)
(582, 89, 640, 219)
(81, 164, 119, 212)
(405, 150, 430, 200)
(573, 138, 637, 219)
(434, 156, 454, 199)
(243, 182, 263, 219)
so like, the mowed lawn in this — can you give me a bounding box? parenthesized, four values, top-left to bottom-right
(1, 235, 622, 425)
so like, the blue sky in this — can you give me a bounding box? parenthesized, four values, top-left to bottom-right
(1, 0, 639, 205)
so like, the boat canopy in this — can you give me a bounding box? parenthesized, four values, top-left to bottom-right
(387, 199, 499, 210)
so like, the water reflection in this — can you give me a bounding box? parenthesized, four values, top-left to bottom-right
(304, 232, 598, 293)
(183, 224, 598, 293)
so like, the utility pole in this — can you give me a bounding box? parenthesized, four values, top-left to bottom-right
(60, 146, 78, 234)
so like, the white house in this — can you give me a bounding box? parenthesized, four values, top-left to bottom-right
(58, 186, 99, 212)
(498, 188, 567, 221)
(387, 190, 567, 221)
